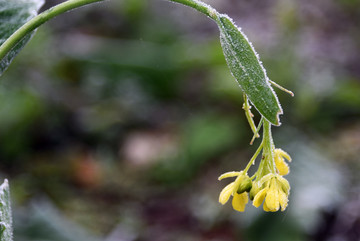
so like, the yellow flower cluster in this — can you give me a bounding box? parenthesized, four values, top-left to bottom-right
(252, 174, 290, 212)
(218, 171, 251, 212)
(218, 147, 292, 212)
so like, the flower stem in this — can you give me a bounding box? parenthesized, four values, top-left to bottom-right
(262, 120, 276, 172)
(0, 0, 105, 61)
(254, 119, 275, 179)
(244, 140, 263, 173)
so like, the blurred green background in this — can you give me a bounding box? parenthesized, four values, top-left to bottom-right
(1, 0, 360, 240)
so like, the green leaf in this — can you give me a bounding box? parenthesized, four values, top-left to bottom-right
(169, 0, 283, 125)
(215, 15, 282, 125)
(0, 179, 13, 241)
(0, 0, 44, 76)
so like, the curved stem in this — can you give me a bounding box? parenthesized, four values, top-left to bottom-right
(0, 0, 105, 60)
(167, 0, 217, 19)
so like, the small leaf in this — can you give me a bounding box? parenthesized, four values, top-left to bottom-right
(0, 179, 13, 241)
(0, 0, 44, 76)
(169, 0, 283, 125)
(215, 15, 282, 125)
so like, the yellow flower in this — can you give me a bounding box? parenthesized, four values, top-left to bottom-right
(274, 148, 292, 176)
(252, 174, 290, 212)
(218, 171, 252, 212)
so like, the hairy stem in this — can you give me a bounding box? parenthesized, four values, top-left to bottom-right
(269, 80, 294, 97)
(0, 0, 105, 60)
(167, 0, 216, 18)
(255, 120, 275, 179)
(262, 120, 276, 173)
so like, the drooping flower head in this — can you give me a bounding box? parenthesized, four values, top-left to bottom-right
(217, 118, 293, 213)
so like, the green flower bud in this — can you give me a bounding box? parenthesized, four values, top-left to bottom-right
(237, 177, 252, 194)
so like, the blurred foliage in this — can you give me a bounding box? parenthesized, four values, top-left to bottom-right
(152, 112, 243, 186)
(0, 0, 359, 240)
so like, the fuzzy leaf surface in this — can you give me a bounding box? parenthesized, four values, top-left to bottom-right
(215, 14, 282, 125)
(169, 0, 283, 125)
(0, 180, 12, 241)
(0, 0, 44, 76)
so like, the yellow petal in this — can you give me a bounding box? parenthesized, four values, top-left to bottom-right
(276, 149, 291, 162)
(275, 158, 290, 176)
(263, 200, 271, 212)
(253, 188, 267, 208)
(279, 191, 288, 211)
(232, 192, 248, 212)
(219, 182, 235, 205)
(265, 186, 280, 212)
(218, 171, 241, 180)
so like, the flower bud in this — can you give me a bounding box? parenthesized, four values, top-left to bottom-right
(236, 177, 252, 194)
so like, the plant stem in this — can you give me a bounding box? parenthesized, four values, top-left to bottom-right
(254, 119, 275, 179)
(262, 119, 276, 173)
(243, 94, 260, 139)
(269, 80, 294, 97)
(244, 140, 263, 173)
(250, 116, 263, 145)
(0, 0, 105, 60)
(167, 0, 216, 18)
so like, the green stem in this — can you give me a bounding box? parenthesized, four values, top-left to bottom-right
(244, 140, 263, 173)
(254, 119, 275, 179)
(250, 116, 263, 145)
(243, 94, 260, 139)
(262, 120, 276, 173)
(167, 0, 217, 19)
(0, 0, 105, 60)
(269, 80, 294, 97)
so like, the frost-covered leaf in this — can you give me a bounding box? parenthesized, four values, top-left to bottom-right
(215, 15, 282, 125)
(169, 0, 283, 125)
(0, 0, 44, 76)
(0, 179, 13, 241)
